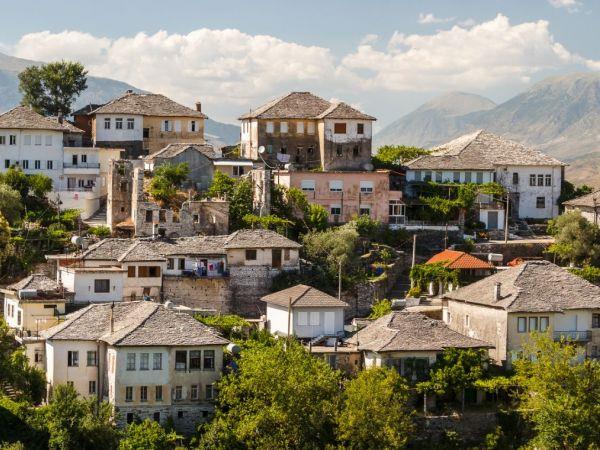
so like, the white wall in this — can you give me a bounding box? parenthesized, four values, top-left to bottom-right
(266, 304, 291, 336)
(405, 169, 494, 183)
(46, 340, 100, 398)
(95, 114, 143, 142)
(60, 268, 125, 303)
(323, 119, 372, 142)
(266, 304, 345, 338)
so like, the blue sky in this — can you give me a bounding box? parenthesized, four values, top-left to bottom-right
(2, 0, 599, 127)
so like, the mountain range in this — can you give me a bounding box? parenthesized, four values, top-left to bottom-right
(374, 73, 600, 187)
(0, 52, 240, 147)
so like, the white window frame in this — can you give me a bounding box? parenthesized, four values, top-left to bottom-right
(307, 122, 315, 135)
(329, 180, 343, 192)
(298, 311, 308, 326)
(309, 311, 320, 326)
(301, 180, 315, 192)
(174, 120, 182, 132)
(45, 135, 52, 146)
(34, 135, 42, 146)
(23, 135, 31, 146)
(359, 204, 371, 216)
(115, 118, 123, 130)
(266, 121, 274, 134)
(296, 122, 304, 134)
(360, 181, 374, 193)
(104, 118, 111, 129)
(127, 118, 135, 130)
(280, 121, 288, 134)
(189, 120, 197, 132)
(330, 205, 342, 216)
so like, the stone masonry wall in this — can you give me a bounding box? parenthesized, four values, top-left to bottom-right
(116, 403, 214, 435)
(162, 276, 232, 313)
(228, 265, 277, 317)
(413, 412, 498, 446)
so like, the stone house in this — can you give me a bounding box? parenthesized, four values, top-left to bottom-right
(563, 189, 600, 225)
(347, 311, 491, 382)
(442, 260, 600, 367)
(83, 91, 207, 158)
(261, 284, 348, 339)
(37, 301, 228, 433)
(404, 130, 566, 227)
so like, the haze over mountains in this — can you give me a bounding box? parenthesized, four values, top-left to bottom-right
(375, 73, 600, 186)
(0, 52, 239, 147)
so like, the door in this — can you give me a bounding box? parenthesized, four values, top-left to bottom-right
(67, 177, 76, 189)
(487, 211, 498, 229)
(72, 154, 78, 165)
(324, 311, 335, 335)
(272, 249, 282, 269)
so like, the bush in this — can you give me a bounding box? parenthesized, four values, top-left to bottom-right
(369, 299, 392, 319)
(87, 225, 111, 238)
(195, 314, 250, 340)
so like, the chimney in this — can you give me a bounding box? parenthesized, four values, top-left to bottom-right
(493, 282, 502, 301)
(195, 101, 202, 112)
(57, 110, 64, 124)
(126, 89, 133, 94)
(109, 302, 115, 333)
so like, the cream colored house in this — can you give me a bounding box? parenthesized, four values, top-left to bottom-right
(563, 189, 600, 225)
(442, 260, 600, 367)
(40, 301, 228, 433)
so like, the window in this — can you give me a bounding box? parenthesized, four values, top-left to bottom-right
(89, 380, 96, 395)
(153, 412, 160, 422)
(190, 350, 202, 370)
(389, 201, 405, 224)
(175, 350, 187, 371)
(126, 266, 136, 278)
(266, 144, 273, 154)
(307, 122, 315, 134)
(145, 210, 153, 223)
(17, 311, 21, 326)
(536, 196, 546, 209)
(336, 145, 343, 157)
(593, 313, 600, 328)
(464, 172, 472, 183)
(280, 121, 288, 133)
(513, 172, 519, 185)
(174, 120, 181, 132)
(125, 386, 133, 402)
(140, 386, 148, 402)
(298, 311, 308, 326)
(233, 165, 245, 176)
(330, 205, 341, 216)
(115, 118, 123, 129)
(530, 174, 536, 186)
(163, 120, 171, 132)
(266, 121, 274, 133)
(24, 135, 31, 145)
(45, 135, 52, 146)
(127, 118, 134, 130)
(359, 205, 371, 216)
(476, 172, 484, 183)
(47, 160, 53, 170)
(423, 171, 432, 182)
(284, 249, 290, 261)
(8, 135, 16, 145)
(174, 386, 183, 401)
(300, 180, 315, 192)
(167, 258, 174, 270)
(104, 118, 111, 129)
(205, 384, 214, 400)
(178, 258, 185, 270)
(357, 123, 364, 135)
(0, 136, 4, 145)
(191, 384, 199, 400)
(296, 122, 304, 134)
(540, 317, 550, 332)
(204, 350, 215, 370)
(190, 120, 197, 132)
(34, 135, 41, 146)
(453, 172, 460, 183)
(67, 351, 79, 367)
(153, 353, 162, 370)
(78, 179, 85, 188)
(155, 385, 163, 401)
(143, 128, 149, 138)
(529, 317, 539, 331)
(517, 317, 527, 333)
(87, 351, 97, 367)
(94, 279, 110, 293)
(360, 181, 374, 193)
(159, 210, 166, 222)
(545, 174, 552, 186)
(352, 145, 360, 157)
(413, 170, 422, 182)
(126, 413, 134, 424)
(34, 350, 43, 363)
(3, 160, 8, 169)
(177, 411, 184, 418)
(138, 266, 160, 277)
(126, 353, 136, 371)
(435, 171, 443, 182)
(309, 311, 320, 326)
(34, 160, 41, 169)
(140, 353, 149, 370)
(22, 160, 29, 169)
(245, 249, 257, 261)
(334, 123, 346, 134)
(329, 180, 343, 192)
(465, 315, 470, 327)
(536, 174, 543, 186)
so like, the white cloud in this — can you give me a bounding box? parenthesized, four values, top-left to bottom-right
(341, 14, 599, 92)
(458, 18, 476, 27)
(548, 0, 581, 12)
(360, 34, 379, 45)
(418, 13, 455, 24)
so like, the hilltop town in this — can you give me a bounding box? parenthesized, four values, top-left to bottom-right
(1, 60, 599, 449)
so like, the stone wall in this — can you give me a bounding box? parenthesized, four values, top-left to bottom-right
(116, 403, 213, 435)
(97, 140, 144, 159)
(413, 412, 498, 446)
(107, 160, 135, 230)
(473, 241, 551, 265)
(162, 276, 231, 313)
(228, 265, 278, 317)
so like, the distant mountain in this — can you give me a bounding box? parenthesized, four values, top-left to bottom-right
(374, 73, 600, 186)
(0, 52, 239, 146)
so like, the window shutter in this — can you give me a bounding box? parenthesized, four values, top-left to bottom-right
(174, 120, 181, 132)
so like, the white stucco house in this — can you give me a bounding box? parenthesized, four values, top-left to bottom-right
(404, 130, 566, 228)
(563, 189, 600, 225)
(261, 284, 348, 339)
(38, 301, 229, 433)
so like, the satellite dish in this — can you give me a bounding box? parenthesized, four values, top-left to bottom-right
(363, 163, 374, 171)
(258, 146, 266, 155)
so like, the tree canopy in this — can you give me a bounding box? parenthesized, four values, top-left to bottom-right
(18, 61, 88, 116)
(118, 420, 180, 450)
(373, 145, 430, 169)
(547, 210, 600, 265)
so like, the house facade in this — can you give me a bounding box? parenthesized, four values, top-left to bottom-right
(442, 260, 600, 367)
(404, 130, 565, 227)
(39, 301, 228, 433)
(563, 190, 600, 225)
(261, 284, 348, 339)
(85, 92, 207, 158)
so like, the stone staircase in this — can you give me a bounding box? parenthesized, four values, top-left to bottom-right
(0, 380, 18, 400)
(84, 204, 107, 226)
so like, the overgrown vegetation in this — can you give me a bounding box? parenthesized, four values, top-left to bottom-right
(368, 299, 393, 319)
(148, 163, 191, 204)
(373, 145, 430, 169)
(409, 262, 459, 293)
(547, 209, 600, 265)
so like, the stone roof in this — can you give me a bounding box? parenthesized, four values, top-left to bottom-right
(43, 301, 229, 346)
(349, 311, 491, 352)
(72, 103, 104, 116)
(238, 92, 375, 121)
(261, 284, 348, 308)
(0, 106, 80, 132)
(562, 190, 600, 208)
(405, 130, 565, 170)
(7, 273, 60, 292)
(426, 249, 493, 270)
(224, 229, 302, 249)
(145, 143, 217, 161)
(91, 93, 207, 118)
(444, 260, 600, 313)
(81, 239, 136, 261)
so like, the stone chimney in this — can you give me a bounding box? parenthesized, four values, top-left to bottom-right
(195, 101, 202, 112)
(109, 302, 115, 333)
(493, 282, 502, 301)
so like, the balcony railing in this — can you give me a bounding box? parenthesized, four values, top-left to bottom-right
(553, 330, 592, 342)
(63, 162, 100, 169)
(64, 186, 95, 192)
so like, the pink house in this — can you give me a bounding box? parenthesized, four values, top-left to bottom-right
(276, 170, 405, 226)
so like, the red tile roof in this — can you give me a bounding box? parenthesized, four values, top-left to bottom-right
(426, 249, 493, 270)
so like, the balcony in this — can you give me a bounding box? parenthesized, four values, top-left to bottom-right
(63, 162, 100, 175)
(553, 330, 592, 342)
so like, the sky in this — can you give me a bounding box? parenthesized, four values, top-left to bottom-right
(1, 0, 600, 128)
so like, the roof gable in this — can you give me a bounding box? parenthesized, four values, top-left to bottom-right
(261, 284, 348, 308)
(0, 106, 79, 132)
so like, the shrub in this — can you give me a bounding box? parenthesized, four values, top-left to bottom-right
(86, 225, 111, 238)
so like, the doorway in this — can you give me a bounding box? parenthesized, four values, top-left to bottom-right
(272, 249, 282, 269)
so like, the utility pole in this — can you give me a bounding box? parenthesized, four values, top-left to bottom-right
(286, 296, 292, 351)
(338, 259, 343, 301)
(504, 192, 510, 244)
(411, 234, 417, 268)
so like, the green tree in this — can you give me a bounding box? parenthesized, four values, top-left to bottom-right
(153, 163, 190, 187)
(368, 299, 392, 319)
(199, 340, 341, 449)
(43, 384, 119, 450)
(195, 314, 249, 340)
(86, 225, 111, 238)
(513, 334, 600, 449)
(229, 178, 254, 231)
(305, 203, 328, 231)
(337, 367, 414, 449)
(0, 167, 29, 199)
(0, 185, 23, 224)
(373, 145, 430, 169)
(557, 180, 593, 207)
(118, 420, 180, 450)
(27, 174, 53, 199)
(18, 61, 88, 116)
(547, 210, 600, 265)
(207, 170, 235, 199)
